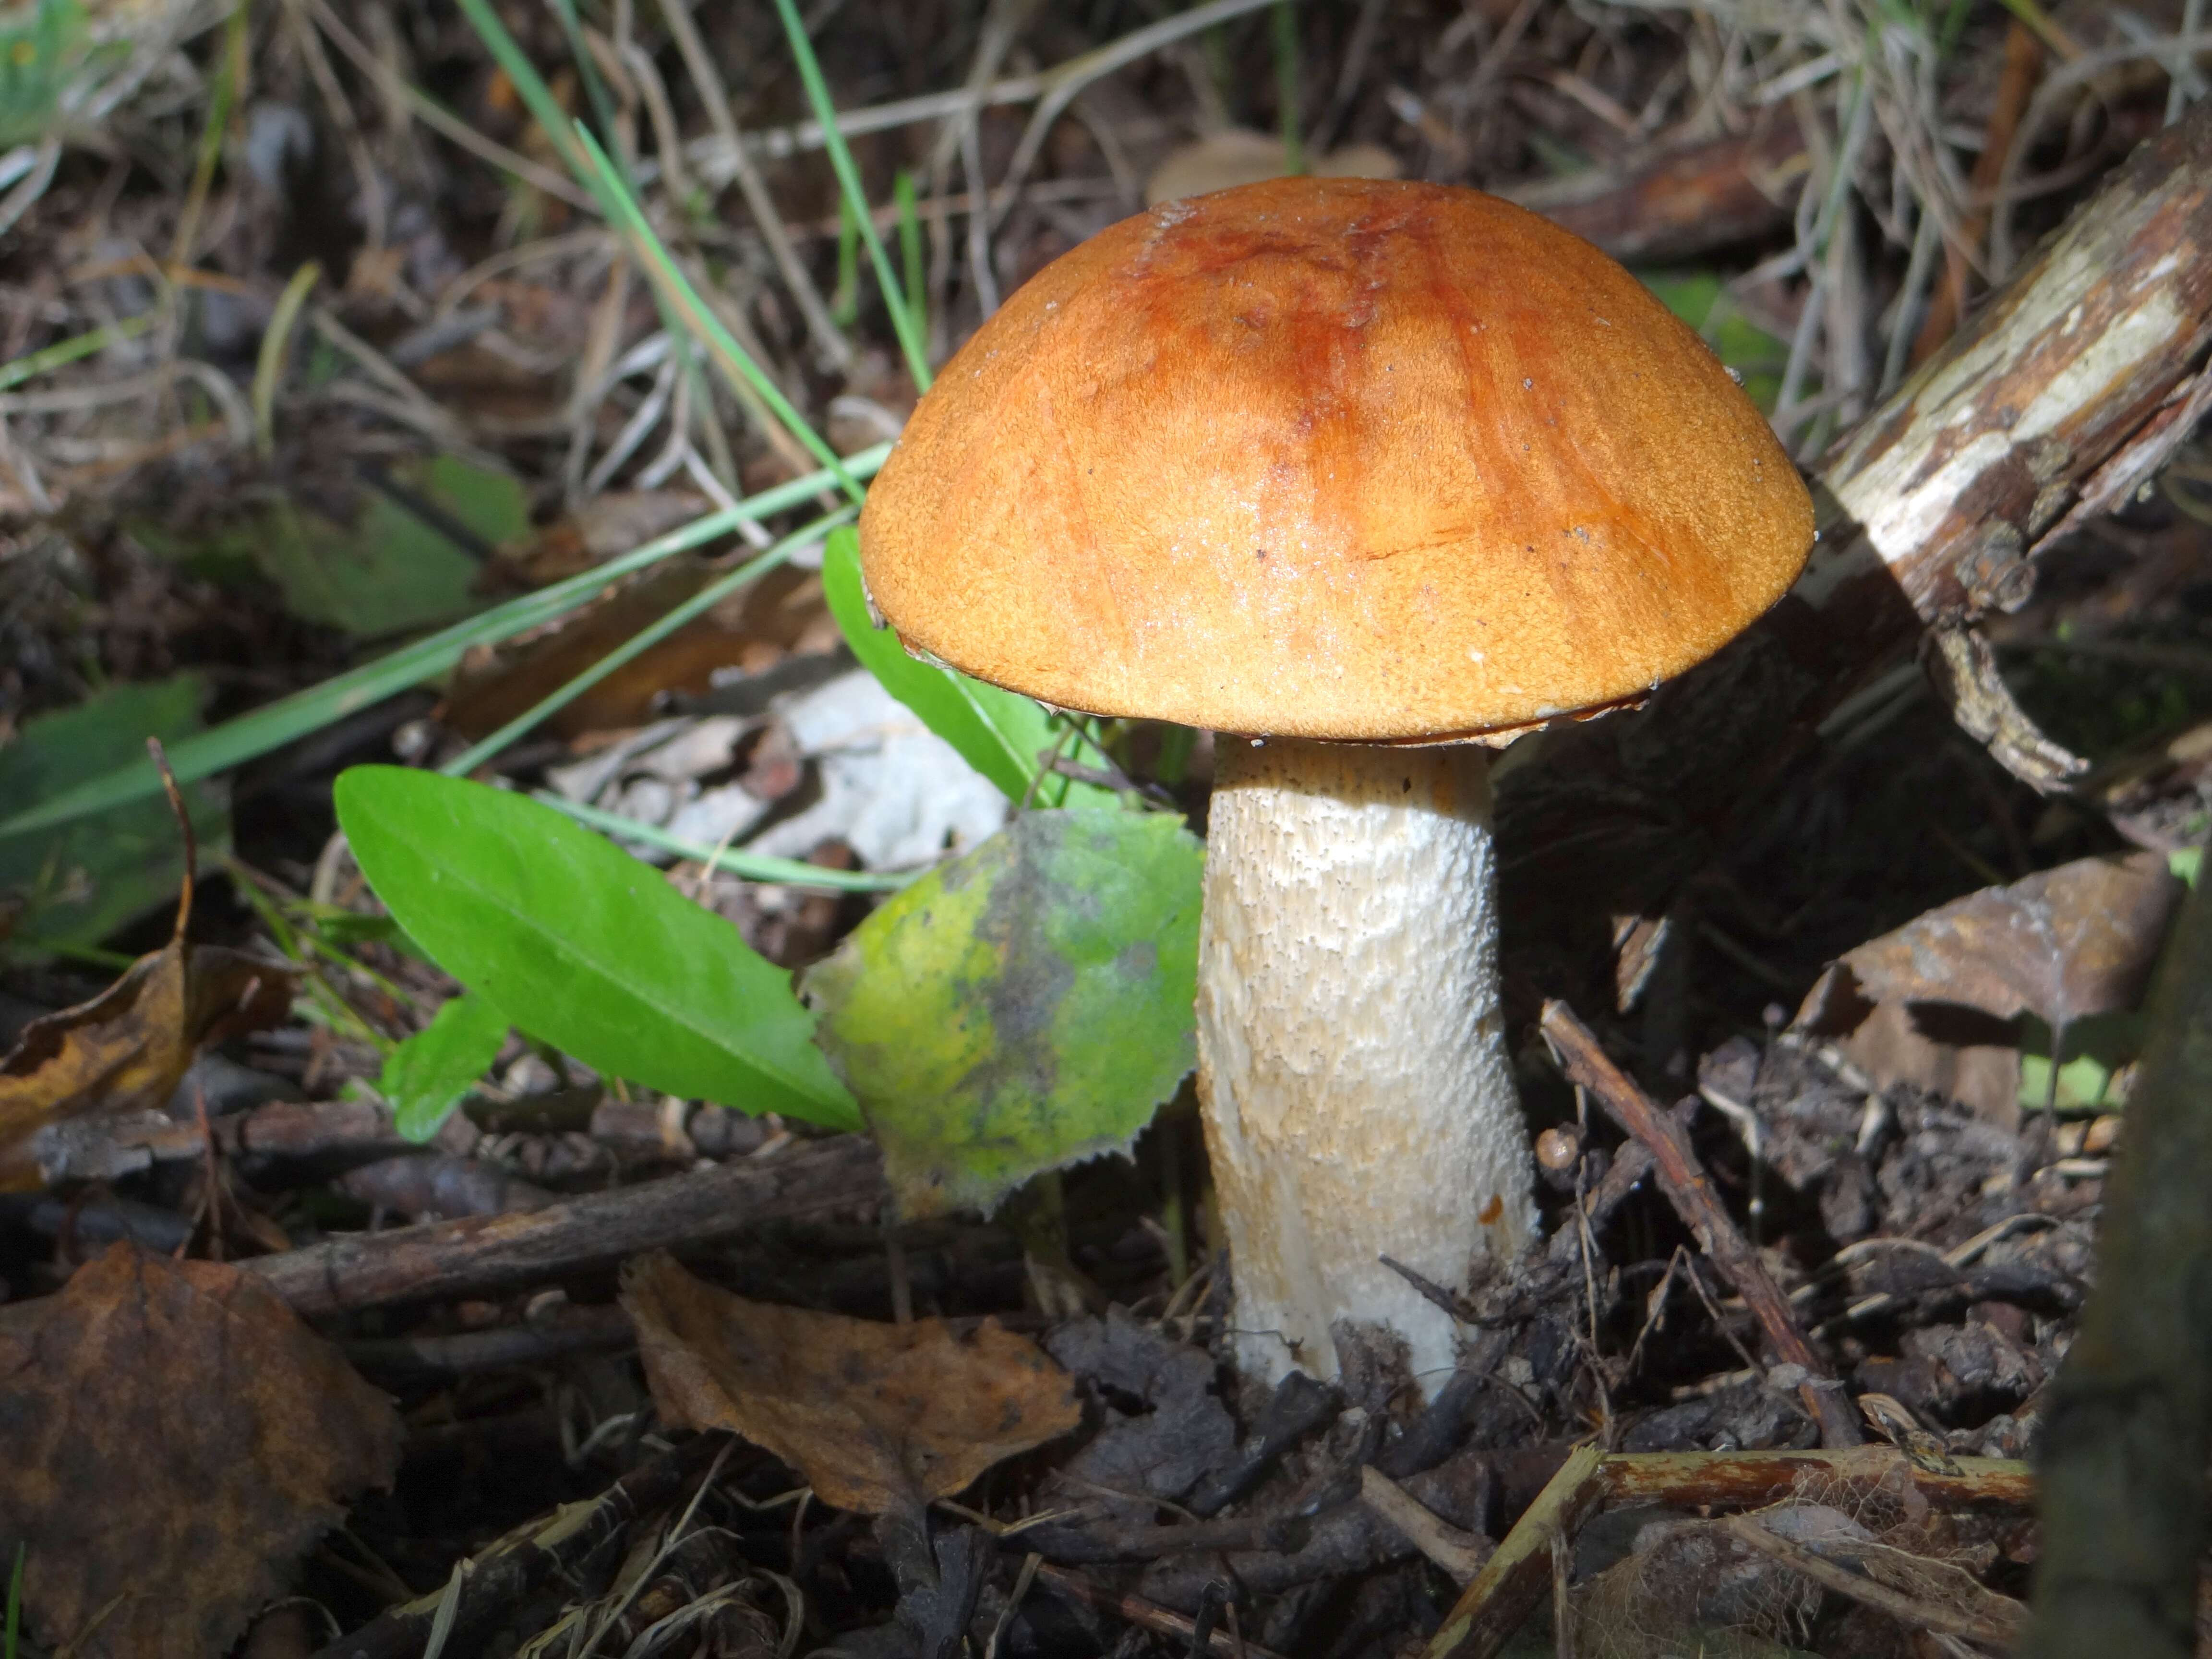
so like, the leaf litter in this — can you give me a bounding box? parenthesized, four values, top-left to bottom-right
(0, 1243, 400, 1659)
(0, 746, 292, 1187)
(621, 1250, 1080, 1514)
(4, 2, 2212, 1656)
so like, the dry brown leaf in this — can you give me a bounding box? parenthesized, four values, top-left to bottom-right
(1144, 129, 1399, 207)
(0, 930, 292, 1189)
(1796, 850, 2181, 1121)
(621, 1250, 1080, 1513)
(487, 489, 709, 586)
(0, 1244, 400, 1659)
(442, 562, 837, 741)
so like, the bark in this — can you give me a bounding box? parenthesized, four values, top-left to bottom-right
(245, 1134, 880, 1317)
(2026, 875, 2212, 1659)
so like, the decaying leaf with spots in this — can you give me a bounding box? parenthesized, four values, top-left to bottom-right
(0, 770, 294, 1186)
(801, 807, 1203, 1217)
(621, 1251, 1080, 1514)
(0, 1244, 401, 1659)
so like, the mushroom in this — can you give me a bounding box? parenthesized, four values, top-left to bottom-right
(858, 177, 1814, 1392)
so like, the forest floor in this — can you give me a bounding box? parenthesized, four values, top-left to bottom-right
(3, 1, 2211, 1656)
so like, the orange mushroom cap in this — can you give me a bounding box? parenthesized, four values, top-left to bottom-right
(859, 176, 1814, 743)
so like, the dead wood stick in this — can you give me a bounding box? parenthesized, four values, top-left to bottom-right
(31, 1098, 412, 1184)
(1033, 1563, 1291, 1659)
(1722, 1512, 2028, 1646)
(1600, 1448, 2032, 1511)
(1359, 1466, 1491, 1585)
(1539, 1000, 1863, 1450)
(247, 1135, 881, 1316)
(2027, 873, 2212, 1659)
(1502, 116, 1806, 266)
(310, 1431, 733, 1659)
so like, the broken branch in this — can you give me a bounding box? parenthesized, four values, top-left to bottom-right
(245, 1135, 881, 1316)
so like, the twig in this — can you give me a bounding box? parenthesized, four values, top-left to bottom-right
(1359, 1466, 1490, 1585)
(1539, 1001, 1863, 1450)
(1599, 1446, 2032, 1510)
(244, 1136, 881, 1316)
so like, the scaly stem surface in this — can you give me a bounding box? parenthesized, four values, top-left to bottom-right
(1197, 738, 1532, 1392)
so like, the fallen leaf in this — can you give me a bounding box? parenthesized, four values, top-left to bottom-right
(802, 808, 1203, 1217)
(1144, 128, 1400, 206)
(1795, 850, 2181, 1122)
(0, 930, 293, 1188)
(0, 1244, 400, 1659)
(621, 1251, 1080, 1513)
(0, 675, 230, 959)
(1044, 1312, 1236, 1505)
(135, 455, 527, 637)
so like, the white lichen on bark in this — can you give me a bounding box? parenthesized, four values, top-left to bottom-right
(1196, 738, 1535, 1393)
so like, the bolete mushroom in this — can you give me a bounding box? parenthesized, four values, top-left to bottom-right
(858, 177, 1813, 1391)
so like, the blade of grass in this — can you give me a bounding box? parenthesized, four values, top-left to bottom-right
(540, 793, 915, 892)
(770, 0, 933, 390)
(169, 0, 249, 265)
(569, 123, 863, 502)
(305, 0, 596, 210)
(546, 0, 625, 159)
(252, 260, 321, 461)
(452, 0, 851, 493)
(0, 311, 154, 390)
(442, 507, 857, 777)
(0, 446, 889, 840)
(451, 0, 592, 179)
(832, 192, 861, 326)
(894, 169, 927, 338)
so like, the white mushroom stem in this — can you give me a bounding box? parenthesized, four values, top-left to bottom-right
(1196, 738, 1535, 1395)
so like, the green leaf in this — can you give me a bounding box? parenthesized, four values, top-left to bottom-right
(0, 676, 229, 959)
(822, 528, 1116, 811)
(381, 990, 510, 1142)
(335, 767, 858, 1129)
(141, 456, 529, 637)
(802, 807, 1203, 1216)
